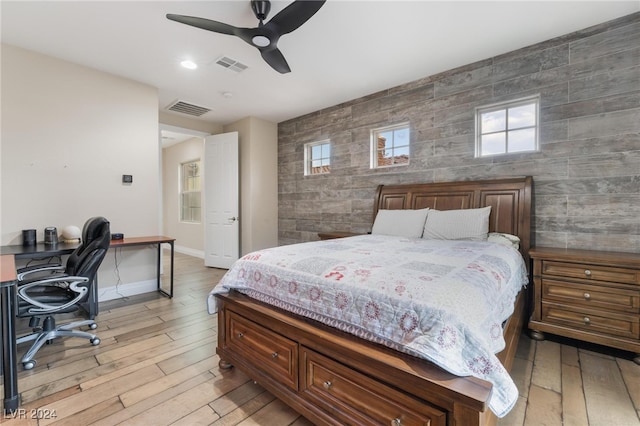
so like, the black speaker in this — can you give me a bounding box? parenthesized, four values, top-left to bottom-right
(22, 229, 36, 246)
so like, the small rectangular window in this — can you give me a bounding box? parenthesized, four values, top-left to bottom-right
(304, 140, 331, 175)
(371, 123, 410, 168)
(180, 160, 201, 223)
(476, 95, 539, 157)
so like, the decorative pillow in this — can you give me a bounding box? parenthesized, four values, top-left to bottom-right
(371, 208, 430, 238)
(488, 232, 521, 250)
(422, 206, 491, 240)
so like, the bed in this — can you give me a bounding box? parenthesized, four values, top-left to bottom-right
(209, 176, 532, 426)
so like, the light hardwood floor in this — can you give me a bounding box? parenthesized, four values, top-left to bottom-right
(2, 252, 639, 425)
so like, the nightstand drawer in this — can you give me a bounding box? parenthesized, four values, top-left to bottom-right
(541, 261, 640, 285)
(226, 311, 298, 390)
(541, 302, 640, 339)
(530, 248, 640, 361)
(542, 279, 640, 313)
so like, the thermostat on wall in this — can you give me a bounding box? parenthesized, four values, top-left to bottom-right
(122, 174, 133, 184)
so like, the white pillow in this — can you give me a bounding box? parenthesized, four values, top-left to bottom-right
(488, 232, 520, 249)
(371, 208, 430, 238)
(422, 206, 491, 241)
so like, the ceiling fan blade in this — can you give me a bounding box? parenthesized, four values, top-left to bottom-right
(166, 14, 238, 36)
(267, 0, 326, 35)
(260, 48, 291, 74)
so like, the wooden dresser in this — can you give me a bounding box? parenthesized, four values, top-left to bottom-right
(528, 247, 640, 364)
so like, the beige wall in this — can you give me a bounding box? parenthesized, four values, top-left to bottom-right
(1, 44, 278, 299)
(224, 117, 278, 254)
(162, 137, 206, 256)
(1, 44, 160, 298)
(159, 112, 222, 257)
(161, 116, 277, 257)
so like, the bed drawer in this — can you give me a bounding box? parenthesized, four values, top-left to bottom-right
(226, 310, 298, 390)
(541, 302, 640, 339)
(541, 260, 640, 285)
(542, 278, 640, 313)
(301, 347, 446, 426)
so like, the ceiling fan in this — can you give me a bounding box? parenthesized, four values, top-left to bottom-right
(167, 0, 326, 74)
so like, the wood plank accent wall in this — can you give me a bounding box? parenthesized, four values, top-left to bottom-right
(277, 13, 640, 253)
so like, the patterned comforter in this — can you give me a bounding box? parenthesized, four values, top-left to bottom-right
(207, 234, 528, 417)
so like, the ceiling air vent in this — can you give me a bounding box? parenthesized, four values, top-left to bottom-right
(216, 56, 248, 73)
(166, 100, 211, 117)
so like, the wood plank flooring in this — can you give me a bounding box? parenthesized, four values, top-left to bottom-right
(2, 252, 639, 425)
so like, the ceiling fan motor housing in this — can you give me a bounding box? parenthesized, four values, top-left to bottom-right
(251, 0, 271, 22)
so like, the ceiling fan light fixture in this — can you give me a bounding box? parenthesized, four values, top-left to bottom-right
(252, 35, 270, 47)
(180, 60, 198, 70)
(167, 0, 326, 73)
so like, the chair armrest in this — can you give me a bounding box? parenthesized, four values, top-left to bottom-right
(17, 264, 65, 281)
(18, 276, 90, 314)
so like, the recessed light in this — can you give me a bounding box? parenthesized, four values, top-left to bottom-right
(222, 91, 233, 99)
(180, 60, 198, 70)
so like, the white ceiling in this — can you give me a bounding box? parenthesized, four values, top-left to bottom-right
(2, 1, 639, 128)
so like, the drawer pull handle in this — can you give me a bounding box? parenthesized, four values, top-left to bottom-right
(584, 292, 591, 300)
(271, 352, 278, 358)
(392, 418, 402, 426)
(584, 269, 592, 276)
(584, 317, 591, 325)
(323, 381, 332, 390)
(237, 332, 244, 338)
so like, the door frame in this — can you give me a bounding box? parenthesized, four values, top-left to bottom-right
(158, 124, 211, 257)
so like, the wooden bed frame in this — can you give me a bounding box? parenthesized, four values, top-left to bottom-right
(216, 176, 533, 426)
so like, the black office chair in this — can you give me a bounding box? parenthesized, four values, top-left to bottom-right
(16, 216, 110, 370)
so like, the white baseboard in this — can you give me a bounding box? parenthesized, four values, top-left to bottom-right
(98, 279, 157, 302)
(173, 245, 204, 259)
(99, 246, 202, 302)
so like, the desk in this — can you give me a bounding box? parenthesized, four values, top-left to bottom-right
(0, 235, 176, 300)
(0, 236, 175, 413)
(0, 241, 82, 260)
(1, 255, 19, 413)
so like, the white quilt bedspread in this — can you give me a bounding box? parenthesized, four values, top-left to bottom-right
(208, 235, 528, 417)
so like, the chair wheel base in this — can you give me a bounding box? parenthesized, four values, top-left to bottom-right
(91, 337, 101, 346)
(23, 360, 36, 370)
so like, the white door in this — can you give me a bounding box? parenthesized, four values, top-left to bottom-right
(204, 132, 239, 268)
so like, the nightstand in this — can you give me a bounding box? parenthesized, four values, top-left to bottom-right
(528, 247, 640, 364)
(317, 231, 361, 240)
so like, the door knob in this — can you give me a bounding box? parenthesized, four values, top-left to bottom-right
(228, 216, 238, 222)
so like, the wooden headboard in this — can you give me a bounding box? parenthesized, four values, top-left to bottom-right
(374, 176, 533, 262)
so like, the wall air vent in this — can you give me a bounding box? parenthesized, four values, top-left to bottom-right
(215, 56, 248, 73)
(166, 100, 212, 117)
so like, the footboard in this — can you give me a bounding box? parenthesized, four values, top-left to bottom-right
(216, 290, 525, 426)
